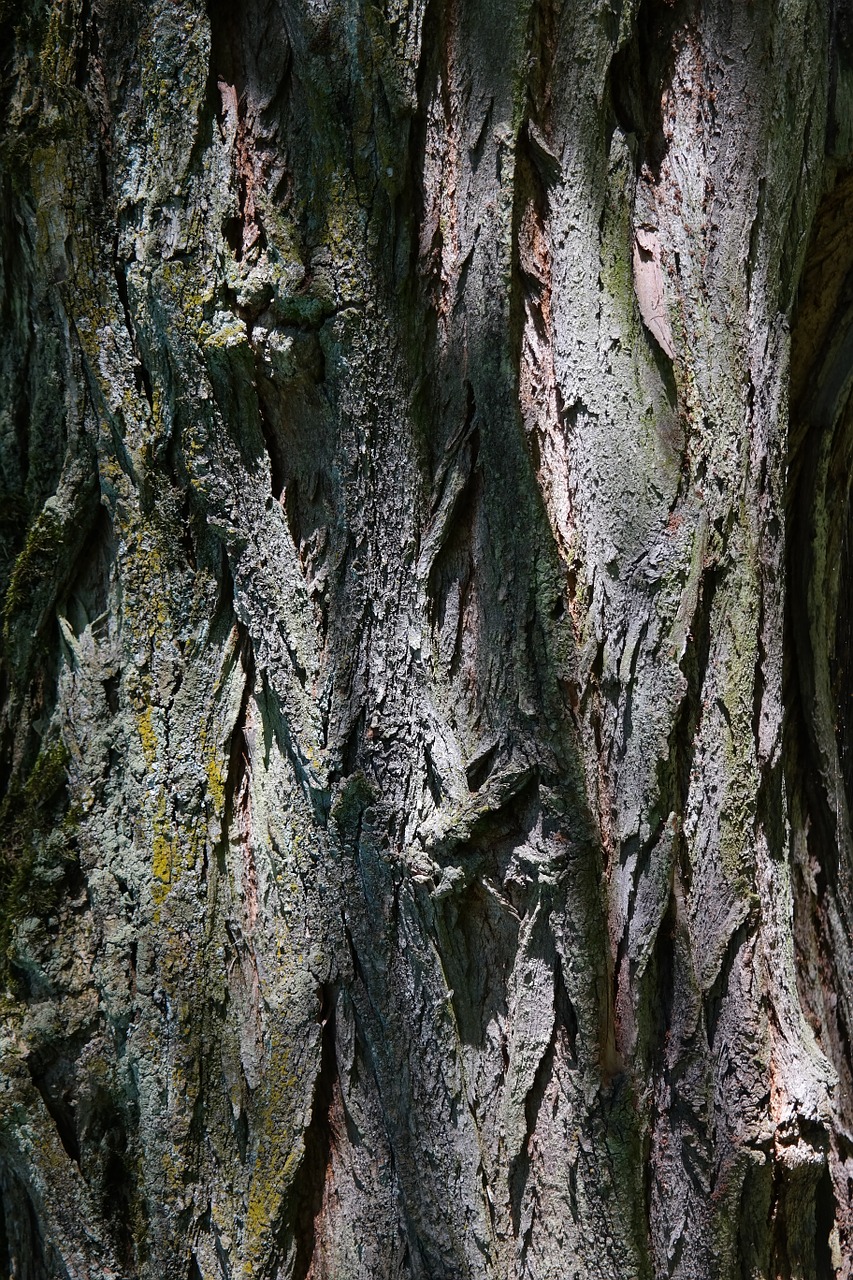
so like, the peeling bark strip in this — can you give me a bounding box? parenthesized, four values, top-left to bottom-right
(0, 0, 852, 1277)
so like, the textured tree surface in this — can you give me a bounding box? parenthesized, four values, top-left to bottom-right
(2, 0, 853, 1276)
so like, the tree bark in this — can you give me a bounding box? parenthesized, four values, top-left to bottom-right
(1, 1, 853, 1276)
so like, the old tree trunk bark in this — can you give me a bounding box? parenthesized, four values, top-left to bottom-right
(4, 0, 853, 1276)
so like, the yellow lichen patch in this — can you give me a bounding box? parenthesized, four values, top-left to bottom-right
(245, 1173, 283, 1251)
(199, 314, 249, 350)
(198, 722, 226, 813)
(240, 1017, 314, 1261)
(152, 793, 181, 905)
(152, 829, 172, 889)
(159, 259, 215, 329)
(137, 703, 158, 767)
(183, 826, 201, 874)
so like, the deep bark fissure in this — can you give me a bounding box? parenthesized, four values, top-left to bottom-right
(609, 0, 696, 178)
(25, 1055, 81, 1169)
(291, 985, 339, 1280)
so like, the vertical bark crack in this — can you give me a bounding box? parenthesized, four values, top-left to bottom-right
(292, 984, 338, 1280)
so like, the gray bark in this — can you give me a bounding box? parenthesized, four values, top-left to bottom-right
(1, 1, 852, 1277)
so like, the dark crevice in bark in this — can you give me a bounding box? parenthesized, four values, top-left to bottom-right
(207, 0, 287, 262)
(73, 0, 95, 91)
(257, 395, 287, 500)
(835, 0, 853, 58)
(746, 176, 767, 301)
(0, 738, 79, 993)
(651, 562, 716, 909)
(466, 738, 498, 791)
(703, 920, 748, 1051)
(736, 1157, 772, 1280)
(509, 951, 578, 1238)
(233, 1101, 249, 1164)
(0, 1183, 8, 1280)
(423, 740, 443, 805)
(283, 476, 303, 555)
(829, 1, 853, 153)
(0, 16, 16, 127)
(0, 672, 12, 804)
(815, 1162, 838, 1280)
(408, 0, 456, 328)
(410, 0, 440, 216)
(650, 890, 677, 1052)
(92, 1098, 141, 1270)
(342, 707, 366, 778)
(787, 181, 853, 1270)
(223, 625, 255, 834)
(434, 875, 518, 1051)
(832, 495, 853, 804)
(788, 186, 853, 890)
(0, 1172, 51, 1280)
(554, 949, 579, 1061)
(524, 0, 559, 136)
(26, 1055, 81, 1167)
(769, 1148, 835, 1280)
(608, 0, 696, 177)
(64, 504, 116, 637)
(207, 3, 242, 119)
(789, 379, 853, 857)
(509, 1028, 552, 1239)
(792, 845, 853, 1127)
(111, 234, 153, 411)
(644, 890, 677, 1222)
(292, 984, 338, 1280)
(426, 429, 480, 636)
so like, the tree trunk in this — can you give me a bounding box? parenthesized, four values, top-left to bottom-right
(1, 1, 852, 1276)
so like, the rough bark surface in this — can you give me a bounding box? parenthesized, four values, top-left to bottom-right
(1, 1, 853, 1277)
